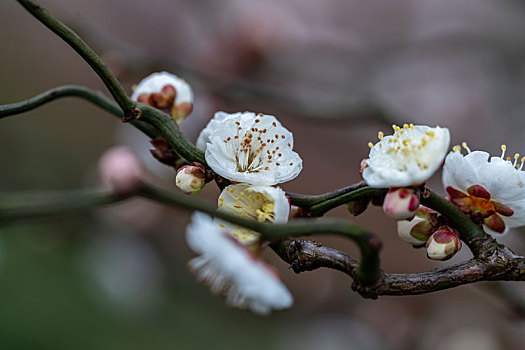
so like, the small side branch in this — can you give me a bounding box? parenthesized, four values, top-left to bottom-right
(0, 85, 158, 139)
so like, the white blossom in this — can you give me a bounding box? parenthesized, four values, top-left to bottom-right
(363, 124, 450, 188)
(197, 111, 302, 185)
(131, 72, 193, 122)
(186, 212, 293, 315)
(442, 145, 525, 235)
(216, 184, 290, 244)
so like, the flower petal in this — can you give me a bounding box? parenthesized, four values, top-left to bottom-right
(442, 151, 482, 192)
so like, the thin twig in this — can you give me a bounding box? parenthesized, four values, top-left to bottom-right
(0, 85, 158, 139)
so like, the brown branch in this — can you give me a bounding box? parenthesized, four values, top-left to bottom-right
(274, 238, 525, 299)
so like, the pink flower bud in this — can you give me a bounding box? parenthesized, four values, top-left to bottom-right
(426, 226, 462, 261)
(98, 146, 144, 195)
(176, 164, 206, 194)
(382, 187, 420, 220)
(397, 206, 438, 245)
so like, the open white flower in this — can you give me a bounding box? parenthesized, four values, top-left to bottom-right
(197, 111, 302, 185)
(131, 72, 193, 123)
(442, 144, 525, 235)
(363, 124, 450, 188)
(216, 184, 290, 244)
(186, 212, 293, 315)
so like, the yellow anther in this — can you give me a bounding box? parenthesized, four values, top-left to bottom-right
(378, 131, 384, 140)
(368, 142, 374, 148)
(501, 144, 507, 158)
(425, 131, 435, 137)
(409, 123, 414, 129)
(403, 123, 409, 129)
(515, 153, 520, 160)
(462, 142, 471, 153)
(452, 145, 461, 152)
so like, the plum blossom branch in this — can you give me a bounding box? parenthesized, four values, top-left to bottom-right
(15, 0, 205, 165)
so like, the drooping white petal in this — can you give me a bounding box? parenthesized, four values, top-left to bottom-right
(186, 212, 293, 315)
(199, 111, 303, 185)
(363, 125, 450, 188)
(131, 71, 193, 105)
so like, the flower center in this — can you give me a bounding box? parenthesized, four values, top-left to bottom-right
(219, 186, 276, 223)
(446, 185, 514, 233)
(256, 202, 275, 222)
(221, 115, 293, 173)
(368, 124, 439, 171)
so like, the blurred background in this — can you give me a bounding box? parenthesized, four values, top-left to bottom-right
(1, 0, 525, 348)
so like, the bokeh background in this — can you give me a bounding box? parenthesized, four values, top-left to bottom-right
(1, 0, 525, 349)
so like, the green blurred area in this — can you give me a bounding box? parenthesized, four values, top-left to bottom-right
(0, 222, 289, 349)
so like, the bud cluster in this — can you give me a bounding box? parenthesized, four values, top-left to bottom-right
(397, 206, 463, 261)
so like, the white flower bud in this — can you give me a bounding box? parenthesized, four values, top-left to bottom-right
(382, 187, 420, 220)
(426, 226, 462, 261)
(131, 72, 194, 123)
(98, 146, 144, 195)
(176, 165, 206, 195)
(397, 207, 437, 245)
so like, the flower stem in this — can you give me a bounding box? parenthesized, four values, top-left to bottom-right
(287, 181, 368, 208)
(307, 186, 387, 216)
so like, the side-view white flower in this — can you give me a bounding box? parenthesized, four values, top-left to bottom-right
(197, 111, 303, 185)
(186, 212, 293, 315)
(131, 71, 193, 123)
(363, 124, 450, 188)
(216, 184, 290, 244)
(442, 145, 525, 235)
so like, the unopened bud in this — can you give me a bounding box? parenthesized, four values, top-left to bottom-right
(383, 187, 420, 220)
(176, 164, 206, 194)
(359, 158, 368, 180)
(347, 198, 369, 216)
(131, 72, 194, 123)
(98, 146, 144, 195)
(426, 226, 462, 261)
(397, 207, 438, 246)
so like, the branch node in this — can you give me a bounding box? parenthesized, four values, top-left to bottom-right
(122, 107, 141, 122)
